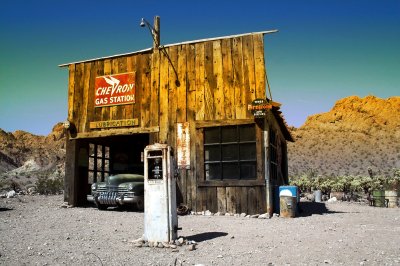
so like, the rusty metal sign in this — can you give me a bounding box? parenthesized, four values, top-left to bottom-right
(177, 122, 190, 169)
(95, 72, 135, 107)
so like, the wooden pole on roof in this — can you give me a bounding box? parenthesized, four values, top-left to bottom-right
(153, 16, 160, 49)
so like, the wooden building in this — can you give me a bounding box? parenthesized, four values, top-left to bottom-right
(60, 28, 293, 215)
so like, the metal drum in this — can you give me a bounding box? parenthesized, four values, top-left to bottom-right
(372, 190, 386, 207)
(280, 196, 296, 218)
(385, 190, 398, 208)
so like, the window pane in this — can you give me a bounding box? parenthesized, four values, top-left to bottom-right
(205, 145, 220, 161)
(240, 143, 256, 160)
(88, 171, 94, 184)
(239, 125, 255, 141)
(240, 162, 257, 179)
(222, 144, 238, 161)
(204, 128, 220, 144)
(222, 162, 240, 179)
(205, 163, 221, 180)
(221, 126, 237, 142)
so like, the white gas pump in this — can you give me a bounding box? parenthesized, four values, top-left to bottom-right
(143, 143, 178, 243)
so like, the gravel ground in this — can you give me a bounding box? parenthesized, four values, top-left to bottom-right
(0, 195, 399, 266)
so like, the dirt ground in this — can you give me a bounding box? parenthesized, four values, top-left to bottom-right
(0, 195, 399, 266)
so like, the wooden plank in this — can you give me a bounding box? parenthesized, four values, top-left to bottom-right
(242, 34, 256, 110)
(167, 45, 178, 146)
(203, 41, 215, 120)
(176, 45, 187, 123)
(134, 55, 143, 125)
(150, 50, 160, 128)
(81, 62, 92, 132)
(241, 187, 248, 214)
(158, 48, 170, 143)
(197, 187, 208, 212)
(235, 187, 243, 213)
(195, 43, 205, 120)
(226, 187, 237, 214)
(206, 187, 217, 213)
(186, 44, 197, 210)
(94, 60, 104, 122)
(221, 38, 234, 120)
(196, 119, 254, 128)
(73, 63, 84, 132)
(247, 187, 257, 215)
(232, 37, 246, 119)
(67, 64, 76, 123)
(212, 40, 224, 119)
(101, 59, 112, 121)
(253, 34, 266, 99)
(194, 127, 204, 211)
(141, 54, 151, 127)
(87, 62, 97, 129)
(71, 126, 160, 139)
(197, 180, 265, 187)
(125, 56, 136, 119)
(217, 187, 227, 213)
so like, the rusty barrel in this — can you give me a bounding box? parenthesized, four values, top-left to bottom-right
(280, 196, 296, 218)
(385, 190, 398, 208)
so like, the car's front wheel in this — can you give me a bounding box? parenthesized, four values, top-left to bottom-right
(136, 198, 144, 211)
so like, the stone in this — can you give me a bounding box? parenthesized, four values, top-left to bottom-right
(225, 213, 232, 216)
(134, 243, 142, 248)
(6, 190, 16, 198)
(169, 244, 177, 249)
(327, 197, 337, 203)
(204, 210, 213, 216)
(250, 214, 259, 218)
(157, 243, 164, 248)
(214, 212, 223, 216)
(172, 249, 179, 252)
(240, 213, 247, 217)
(187, 244, 196, 251)
(217, 255, 223, 258)
(259, 213, 270, 219)
(162, 242, 170, 248)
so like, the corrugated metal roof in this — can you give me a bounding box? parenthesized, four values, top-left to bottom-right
(58, 30, 278, 67)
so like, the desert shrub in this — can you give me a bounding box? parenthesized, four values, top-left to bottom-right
(36, 176, 63, 195)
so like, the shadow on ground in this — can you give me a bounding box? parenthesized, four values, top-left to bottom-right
(297, 202, 344, 217)
(0, 207, 13, 212)
(185, 232, 228, 242)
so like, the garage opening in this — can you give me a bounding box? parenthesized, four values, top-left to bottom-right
(86, 134, 149, 200)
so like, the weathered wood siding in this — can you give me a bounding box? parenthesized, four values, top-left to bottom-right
(67, 33, 272, 214)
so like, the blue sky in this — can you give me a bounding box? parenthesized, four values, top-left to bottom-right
(0, 0, 399, 135)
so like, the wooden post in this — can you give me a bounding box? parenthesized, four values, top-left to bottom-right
(153, 16, 160, 49)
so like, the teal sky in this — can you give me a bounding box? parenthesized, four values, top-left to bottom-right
(0, 0, 399, 135)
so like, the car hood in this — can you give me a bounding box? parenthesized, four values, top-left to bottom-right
(106, 174, 144, 186)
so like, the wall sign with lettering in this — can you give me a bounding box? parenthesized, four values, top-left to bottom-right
(95, 72, 135, 107)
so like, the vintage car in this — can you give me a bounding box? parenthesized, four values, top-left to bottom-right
(87, 174, 144, 211)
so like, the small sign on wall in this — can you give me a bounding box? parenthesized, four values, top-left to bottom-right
(89, 119, 138, 129)
(248, 98, 272, 118)
(95, 72, 135, 107)
(177, 122, 190, 169)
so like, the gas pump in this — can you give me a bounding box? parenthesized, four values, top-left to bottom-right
(143, 143, 178, 243)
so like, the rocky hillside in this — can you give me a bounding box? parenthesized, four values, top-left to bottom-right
(0, 123, 66, 191)
(288, 95, 400, 177)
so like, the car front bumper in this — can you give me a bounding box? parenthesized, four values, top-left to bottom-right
(87, 192, 143, 206)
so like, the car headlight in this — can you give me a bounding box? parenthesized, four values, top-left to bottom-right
(128, 183, 134, 191)
(91, 183, 97, 191)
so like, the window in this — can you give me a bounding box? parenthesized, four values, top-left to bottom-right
(204, 124, 256, 180)
(88, 144, 110, 183)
